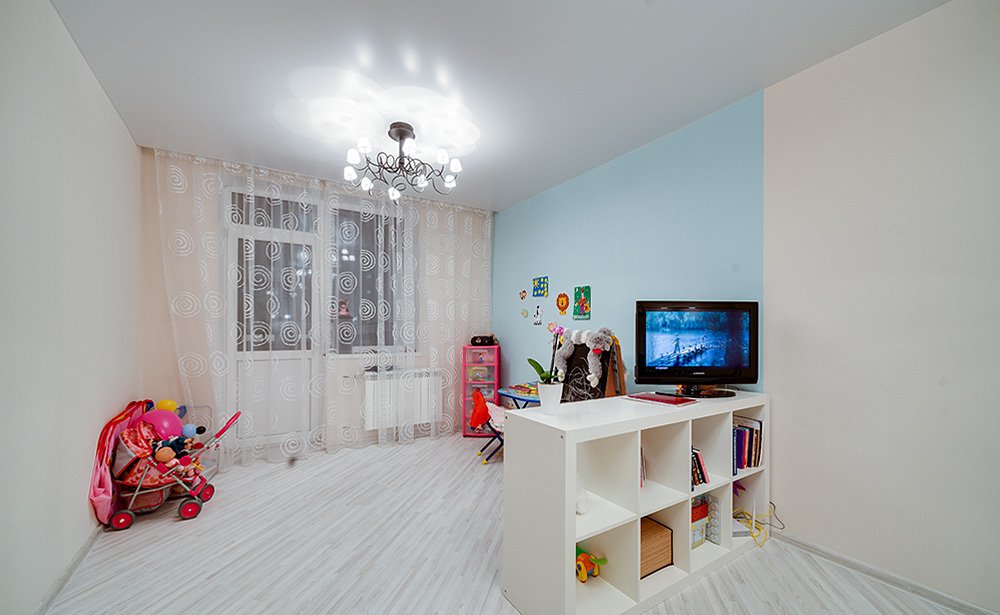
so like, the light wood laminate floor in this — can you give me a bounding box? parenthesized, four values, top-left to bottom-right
(49, 434, 961, 614)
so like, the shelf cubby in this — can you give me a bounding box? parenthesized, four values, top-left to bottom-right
(732, 403, 767, 479)
(576, 433, 638, 541)
(732, 469, 768, 547)
(637, 559, 688, 603)
(689, 539, 729, 572)
(638, 501, 688, 601)
(575, 576, 635, 615)
(576, 493, 634, 542)
(733, 464, 765, 481)
(576, 521, 639, 614)
(696, 483, 733, 552)
(692, 413, 733, 489)
(639, 422, 691, 515)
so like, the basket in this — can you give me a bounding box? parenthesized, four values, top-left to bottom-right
(116, 485, 166, 513)
(640, 517, 673, 578)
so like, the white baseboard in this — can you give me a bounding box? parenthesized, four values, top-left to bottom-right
(773, 533, 993, 615)
(35, 523, 101, 614)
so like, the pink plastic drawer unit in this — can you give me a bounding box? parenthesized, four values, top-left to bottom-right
(462, 344, 500, 437)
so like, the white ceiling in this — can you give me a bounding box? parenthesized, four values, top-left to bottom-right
(52, 0, 947, 210)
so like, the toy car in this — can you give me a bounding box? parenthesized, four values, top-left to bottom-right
(575, 547, 607, 583)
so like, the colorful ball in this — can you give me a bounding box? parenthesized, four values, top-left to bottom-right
(156, 399, 179, 413)
(182, 424, 198, 439)
(141, 409, 183, 439)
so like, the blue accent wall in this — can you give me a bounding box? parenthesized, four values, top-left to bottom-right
(491, 93, 763, 389)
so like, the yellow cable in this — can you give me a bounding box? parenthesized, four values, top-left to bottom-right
(732, 507, 772, 547)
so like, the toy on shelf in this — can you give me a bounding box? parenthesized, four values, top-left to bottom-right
(575, 546, 607, 583)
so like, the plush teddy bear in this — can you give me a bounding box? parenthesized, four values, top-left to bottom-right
(553, 332, 578, 382)
(553, 328, 615, 388)
(585, 328, 614, 387)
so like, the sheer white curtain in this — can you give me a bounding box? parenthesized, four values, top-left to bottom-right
(154, 150, 492, 463)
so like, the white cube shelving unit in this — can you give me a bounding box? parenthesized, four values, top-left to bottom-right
(502, 392, 769, 615)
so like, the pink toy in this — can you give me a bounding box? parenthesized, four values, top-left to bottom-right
(106, 410, 242, 530)
(141, 409, 183, 439)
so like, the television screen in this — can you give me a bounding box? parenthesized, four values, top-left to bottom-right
(635, 301, 758, 388)
(645, 309, 750, 369)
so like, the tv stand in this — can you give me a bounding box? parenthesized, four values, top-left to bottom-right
(671, 385, 736, 398)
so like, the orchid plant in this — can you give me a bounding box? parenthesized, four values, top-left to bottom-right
(528, 324, 565, 385)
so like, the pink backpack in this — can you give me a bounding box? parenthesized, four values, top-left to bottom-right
(89, 400, 149, 525)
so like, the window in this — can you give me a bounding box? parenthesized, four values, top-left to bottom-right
(231, 192, 316, 353)
(229, 191, 317, 233)
(228, 191, 411, 355)
(235, 238, 313, 352)
(331, 208, 402, 354)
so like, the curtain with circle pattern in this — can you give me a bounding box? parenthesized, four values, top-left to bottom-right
(154, 150, 492, 463)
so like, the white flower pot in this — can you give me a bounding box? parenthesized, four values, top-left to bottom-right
(537, 382, 564, 414)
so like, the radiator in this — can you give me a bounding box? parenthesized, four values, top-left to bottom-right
(363, 368, 443, 430)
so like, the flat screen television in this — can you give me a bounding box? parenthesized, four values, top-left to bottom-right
(635, 300, 758, 397)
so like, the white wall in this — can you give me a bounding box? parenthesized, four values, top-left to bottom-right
(764, 0, 1000, 611)
(140, 148, 183, 397)
(0, 1, 142, 613)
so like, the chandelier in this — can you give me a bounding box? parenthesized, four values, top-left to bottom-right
(343, 121, 462, 202)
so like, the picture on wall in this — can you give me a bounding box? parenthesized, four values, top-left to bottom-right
(556, 292, 570, 315)
(573, 285, 591, 320)
(532, 276, 549, 297)
(533, 305, 543, 325)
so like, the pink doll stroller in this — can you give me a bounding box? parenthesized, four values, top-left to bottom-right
(90, 400, 240, 531)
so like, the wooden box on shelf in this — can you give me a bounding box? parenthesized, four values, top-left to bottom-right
(640, 517, 673, 579)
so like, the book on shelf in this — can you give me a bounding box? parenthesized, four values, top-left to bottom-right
(695, 448, 708, 482)
(691, 446, 709, 490)
(731, 428, 737, 475)
(732, 414, 763, 473)
(691, 516, 708, 548)
(735, 428, 748, 469)
(627, 392, 697, 406)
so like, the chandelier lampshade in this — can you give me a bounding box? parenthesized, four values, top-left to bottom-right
(343, 121, 461, 202)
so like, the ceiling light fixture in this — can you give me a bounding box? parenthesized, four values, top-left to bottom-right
(343, 121, 461, 202)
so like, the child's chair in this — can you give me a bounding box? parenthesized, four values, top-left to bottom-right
(470, 389, 505, 464)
